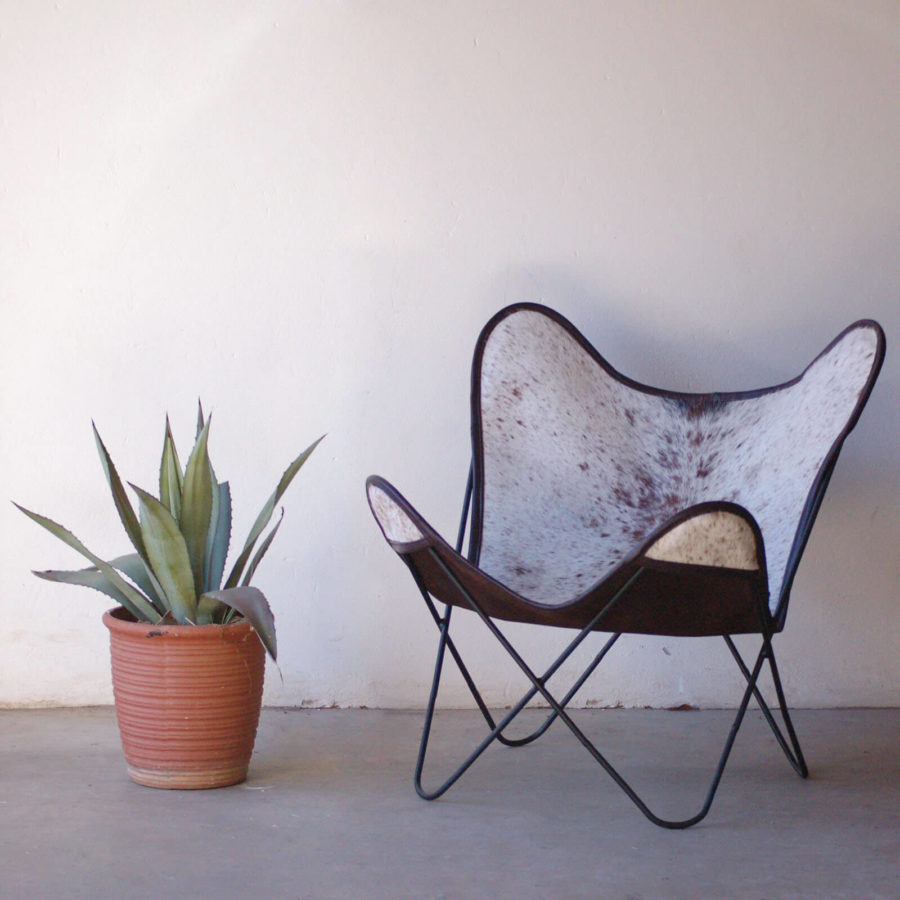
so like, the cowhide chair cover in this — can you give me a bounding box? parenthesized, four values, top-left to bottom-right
(366, 303, 884, 827)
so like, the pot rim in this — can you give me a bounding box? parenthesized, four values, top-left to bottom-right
(102, 606, 254, 639)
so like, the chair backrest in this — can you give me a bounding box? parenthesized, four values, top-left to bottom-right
(468, 304, 884, 622)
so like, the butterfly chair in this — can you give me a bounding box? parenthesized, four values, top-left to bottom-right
(366, 304, 884, 828)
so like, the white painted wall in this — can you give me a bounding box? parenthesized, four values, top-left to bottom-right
(2, 1, 897, 709)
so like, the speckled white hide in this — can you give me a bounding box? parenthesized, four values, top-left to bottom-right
(475, 311, 881, 612)
(369, 484, 424, 544)
(643, 509, 759, 570)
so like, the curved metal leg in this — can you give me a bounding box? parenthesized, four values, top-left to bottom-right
(493, 632, 621, 747)
(724, 636, 808, 778)
(413, 550, 802, 829)
(411, 565, 640, 801)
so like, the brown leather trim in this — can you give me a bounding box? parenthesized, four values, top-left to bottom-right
(408, 545, 768, 637)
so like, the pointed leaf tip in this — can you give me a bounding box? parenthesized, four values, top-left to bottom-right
(92, 423, 147, 562)
(180, 417, 214, 596)
(15, 503, 159, 622)
(225, 434, 323, 589)
(159, 415, 184, 521)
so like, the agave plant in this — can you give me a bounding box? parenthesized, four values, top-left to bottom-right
(16, 405, 322, 662)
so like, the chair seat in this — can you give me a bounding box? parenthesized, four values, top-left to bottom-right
(368, 476, 768, 636)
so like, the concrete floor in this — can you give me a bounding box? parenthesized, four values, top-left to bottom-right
(0, 708, 897, 899)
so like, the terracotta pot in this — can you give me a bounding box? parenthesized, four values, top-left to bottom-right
(102, 607, 265, 789)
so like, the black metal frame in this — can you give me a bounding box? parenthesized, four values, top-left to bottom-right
(404, 468, 808, 829)
(371, 308, 883, 828)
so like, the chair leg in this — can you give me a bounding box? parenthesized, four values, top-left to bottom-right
(413, 550, 795, 829)
(723, 636, 808, 778)
(410, 564, 640, 802)
(495, 631, 622, 748)
(412, 598, 626, 799)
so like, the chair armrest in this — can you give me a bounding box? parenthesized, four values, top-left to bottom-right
(641, 503, 765, 572)
(366, 476, 430, 549)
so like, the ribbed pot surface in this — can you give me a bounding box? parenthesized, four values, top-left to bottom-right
(103, 607, 265, 789)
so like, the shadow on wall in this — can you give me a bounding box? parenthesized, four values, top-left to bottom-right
(797, 469, 900, 619)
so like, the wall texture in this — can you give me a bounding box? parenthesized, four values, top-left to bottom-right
(2, 1, 897, 708)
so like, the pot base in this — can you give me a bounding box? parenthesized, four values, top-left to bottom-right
(126, 763, 249, 790)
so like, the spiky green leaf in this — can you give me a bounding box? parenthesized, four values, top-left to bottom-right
(225, 434, 324, 588)
(241, 509, 284, 587)
(204, 481, 231, 593)
(196, 399, 205, 439)
(200, 586, 277, 661)
(202, 469, 220, 591)
(109, 553, 167, 615)
(180, 418, 213, 596)
(35, 566, 147, 617)
(130, 484, 196, 623)
(15, 504, 159, 621)
(93, 424, 146, 560)
(159, 416, 183, 521)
